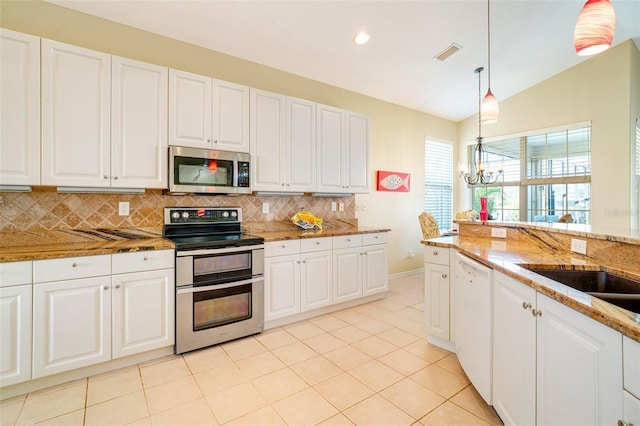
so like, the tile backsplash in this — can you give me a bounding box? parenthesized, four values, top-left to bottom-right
(0, 187, 355, 233)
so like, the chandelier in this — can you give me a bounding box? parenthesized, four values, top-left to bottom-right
(460, 67, 503, 186)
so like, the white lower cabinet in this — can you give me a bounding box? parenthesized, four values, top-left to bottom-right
(300, 239, 333, 311)
(0, 284, 32, 386)
(424, 247, 452, 345)
(33, 276, 112, 378)
(31, 251, 175, 379)
(333, 244, 362, 303)
(492, 270, 623, 426)
(264, 250, 301, 321)
(623, 391, 640, 426)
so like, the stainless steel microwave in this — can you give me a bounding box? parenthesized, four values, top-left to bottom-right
(168, 146, 251, 195)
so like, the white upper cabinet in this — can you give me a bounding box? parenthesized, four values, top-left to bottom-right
(317, 104, 370, 194)
(41, 39, 111, 187)
(169, 69, 249, 152)
(111, 56, 168, 188)
(250, 89, 316, 192)
(0, 29, 40, 186)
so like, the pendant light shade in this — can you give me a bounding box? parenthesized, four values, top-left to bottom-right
(481, 89, 499, 124)
(574, 0, 616, 56)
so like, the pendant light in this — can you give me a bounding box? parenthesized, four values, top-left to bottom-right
(460, 67, 503, 186)
(574, 0, 616, 56)
(480, 0, 499, 124)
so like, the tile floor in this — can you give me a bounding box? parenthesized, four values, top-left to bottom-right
(1, 273, 502, 426)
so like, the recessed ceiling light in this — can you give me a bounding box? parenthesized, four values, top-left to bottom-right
(353, 31, 370, 45)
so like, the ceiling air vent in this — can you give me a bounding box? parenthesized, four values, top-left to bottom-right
(434, 43, 462, 61)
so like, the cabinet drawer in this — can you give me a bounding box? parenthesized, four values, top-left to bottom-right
(112, 249, 175, 274)
(333, 234, 363, 250)
(363, 232, 387, 246)
(424, 247, 449, 266)
(624, 336, 640, 399)
(265, 240, 300, 257)
(0, 261, 32, 287)
(301, 237, 332, 253)
(33, 255, 111, 283)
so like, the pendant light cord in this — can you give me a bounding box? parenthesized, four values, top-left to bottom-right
(487, 0, 491, 90)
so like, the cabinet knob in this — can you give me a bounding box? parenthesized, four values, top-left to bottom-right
(522, 302, 532, 310)
(315, 241, 320, 245)
(297, 261, 301, 264)
(441, 273, 447, 278)
(282, 183, 286, 186)
(72, 263, 78, 268)
(531, 309, 542, 317)
(617, 421, 632, 426)
(281, 245, 286, 248)
(115, 284, 121, 289)
(214, 140, 218, 143)
(207, 139, 211, 143)
(143, 256, 148, 261)
(103, 175, 109, 179)
(347, 238, 351, 242)
(113, 176, 119, 180)
(433, 250, 439, 255)
(103, 285, 109, 290)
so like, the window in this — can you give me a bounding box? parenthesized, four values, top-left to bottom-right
(424, 140, 453, 231)
(468, 124, 591, 224)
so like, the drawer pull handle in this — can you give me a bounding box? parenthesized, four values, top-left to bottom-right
(347, 238, 351, 242)
(143, 256, 148, 261)
(281, 245, 286, 248)
(532, 309, 542, 317)
(522, 302, 532, 310)
(115, 284, 121, 289)
(103, 285, 109, 290)
(316, 241, 320, 245)
(433, 251, 438, 255)
(442, 273, 447, 278)
(72, 263, 78, 268)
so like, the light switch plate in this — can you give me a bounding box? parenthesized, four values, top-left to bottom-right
(262, 202, 269, 214)
(570, 238, 587, 255)
(491, 227, 507, 238)
(118, 201, 130, 216)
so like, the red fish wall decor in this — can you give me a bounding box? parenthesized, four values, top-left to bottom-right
(377, 171, 410, 192)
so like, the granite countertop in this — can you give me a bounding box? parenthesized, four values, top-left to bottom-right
(0, 221, 390, 262)
(0, 227, 174, 262)
(242, 219, 390, 242)
(422, 234, 640, 342)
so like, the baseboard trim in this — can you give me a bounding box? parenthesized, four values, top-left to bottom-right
(389, 268, 424, 280)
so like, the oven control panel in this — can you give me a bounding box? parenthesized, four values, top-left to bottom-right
(164, 207, 242, 224)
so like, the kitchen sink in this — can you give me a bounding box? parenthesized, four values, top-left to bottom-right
(522, 267, 640, 314)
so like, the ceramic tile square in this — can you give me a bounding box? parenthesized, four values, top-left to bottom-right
(284, 321, 326, 340)
(376, 327, 421, 347)
(34, 409, 85, 426)
(403, 339, 451, 363)
(410, 365, 470, 399)
(313, 372, 375, 411)
(343, 394, 414, 426)
(348, 360, 404, 392)
(351, 335, 398, 358)
(272, 388, 338, 425)
(435, 354, 467, 378)
(87, 365, 142, 406)
(317, 413, 356, 426)
(140, 357, 191, 388)
(84, 390, 148, 426)
(148, 397, 218, 426)
(331, 309, 369, 325)
(450, 385, 502, 425)
(303, 332, 347, 354)
(183, 345, 234, 374)
(235, 351, 286, 379)
(221, 337, 268, 361)
(144, 375, 203, 415)
(330, 324, 371, 344)
(255, 329, 298, 350)
(379, 378, 446, 420)
(271, 341, 319, 365)
(310, 315, 350, 332)
(224, 405, 286, 426)
(206, 382, 268, 424)
(419, 400, 492, 425)
(323, 345, 372, 371)
(194, 363, 249, 396)
(251, 367, 309, 403)
(378, 348, 431, 376)
(354, 318, 394, 334)
(0, 394, 25, 426)
(16, 380, 86, 425)
(290, 356, 343, 385)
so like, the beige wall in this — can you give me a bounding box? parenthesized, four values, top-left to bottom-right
(457, 40, 639, 238)
(1, 0, 457, 275)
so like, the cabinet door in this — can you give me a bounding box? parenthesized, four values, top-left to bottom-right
(300, 250, 332, 311)
(286, 97, 316, 192)
(333, 247, 362, 303)
(0, 29, 40, 186)
(424, 262, 450, 340)
(213, 79, 249, 152)
(33, 277, 111, 378)
(362, 244, 387, 296)
(250, 89, 286, 192)
(111, 56, 168, 188)
(492, 271, 536, 426)
(0, 285, 32, 386)
(112, 269, 175, 358)
(345, 111, 369, 193)
(536, 292, 622, 426)
(264, 254, 300, 320)
(316, 104, 345, 193)
(41, 40, 111, 187)
(622, 391, 640, 426)
(168, 69, 212, 148)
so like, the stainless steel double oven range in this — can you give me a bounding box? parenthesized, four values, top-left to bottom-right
(163, 207, 264, 354)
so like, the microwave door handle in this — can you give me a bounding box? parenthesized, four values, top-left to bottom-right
(232, 159, 239, 187)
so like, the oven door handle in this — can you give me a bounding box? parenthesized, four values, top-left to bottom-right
(176, 244, 265, 257)
(176, 276, 264, 294)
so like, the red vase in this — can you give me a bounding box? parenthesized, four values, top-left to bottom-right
(480, 197, 489, 221)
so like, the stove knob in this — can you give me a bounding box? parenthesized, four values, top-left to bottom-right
(171, 211, 180, 219)
(182, 212, 190, 219)
(222, 211, 229, 218)
(230, 211, 237, 218)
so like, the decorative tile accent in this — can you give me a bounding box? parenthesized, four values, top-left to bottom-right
(0, 187, 355, 233)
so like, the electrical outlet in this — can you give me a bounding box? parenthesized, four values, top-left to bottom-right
(262, 202, 269, 214)
(331, 202, 337, 212)
(571, 238, 587, 255)
(118, 201, 130, 216)
(339, 202, 344, 212)
(408, 250, 415, 259)
(491, 227, 507, 238)
(362, 202, 367, 211)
